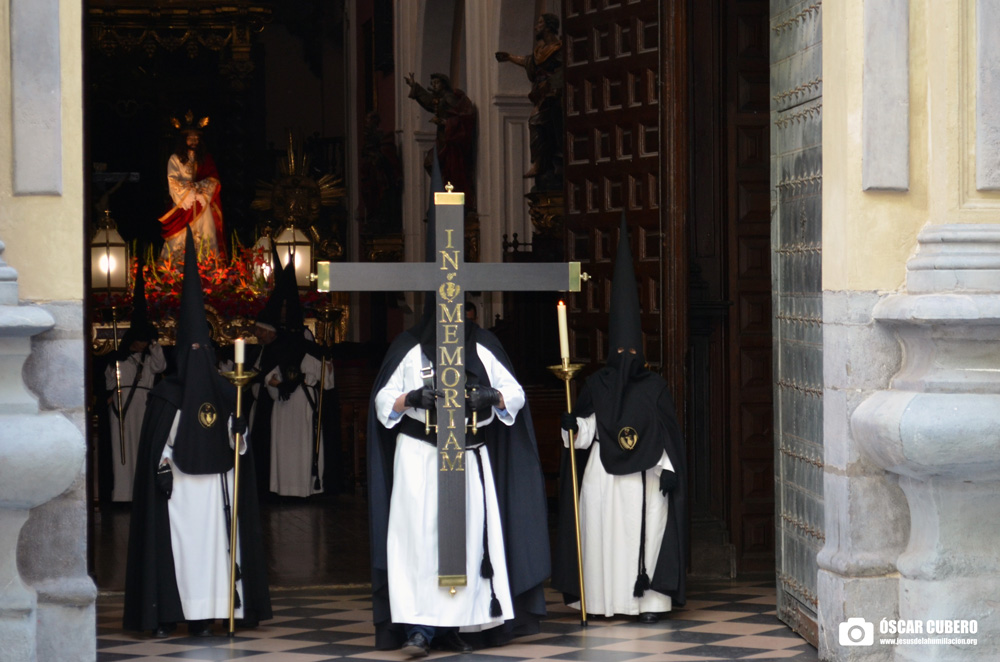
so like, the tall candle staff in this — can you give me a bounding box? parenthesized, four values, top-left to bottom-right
(221, 337, 256, 636)
(547, 300, 588, 626)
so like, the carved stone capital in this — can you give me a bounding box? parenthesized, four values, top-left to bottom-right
(851, 224, 1000, 660)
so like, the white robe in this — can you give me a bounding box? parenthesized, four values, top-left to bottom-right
(105, 343, 167, 502)
(161, 153, 220, 259)
(375, 343, 522, 629)
(266, 339, 334, 497)
(160, 412, 246, 620)
(564, 414, 675, 616)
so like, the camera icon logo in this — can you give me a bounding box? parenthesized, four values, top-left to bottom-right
(839, 618, 874, 646)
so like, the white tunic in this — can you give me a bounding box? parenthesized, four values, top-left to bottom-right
(160, 412, 246, 620)
(105, 343, 167, 502)
(266, 334, 334, 497)
(375, 343, 523, 629)
(564, 414, 675, 616)
(161, 153, 220, 259)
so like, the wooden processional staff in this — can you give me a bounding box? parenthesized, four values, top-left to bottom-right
(222, 338, 255, 637)
(547, 301, 588, 626)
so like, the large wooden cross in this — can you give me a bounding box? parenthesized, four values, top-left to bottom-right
(316, 188, 584, 588)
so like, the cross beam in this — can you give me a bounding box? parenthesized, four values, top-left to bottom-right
(316, 190, 583, 587)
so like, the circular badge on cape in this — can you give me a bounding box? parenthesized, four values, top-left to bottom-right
(617, 426, 638, 451)
(198, 403, 218, 429)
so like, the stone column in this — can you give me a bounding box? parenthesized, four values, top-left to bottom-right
(0, 240, 84, 662)
(852, 224, 1000, 661)
(817, 289, 909, 662)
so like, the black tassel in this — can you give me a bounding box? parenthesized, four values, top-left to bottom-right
(490, 596, 503, 618)
(234, 588, 242, 610)
(481, 554, 494, 579)
(235, 563, 242, 582)
(314, 476, 322, 491)
(633, 572, 650, 598)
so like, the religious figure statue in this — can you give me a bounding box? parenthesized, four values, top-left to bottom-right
(159, 111, 225, 261)
(496, 13, 564, 191)
(359, 111, 403, 234)
(404, 72, 477, 209)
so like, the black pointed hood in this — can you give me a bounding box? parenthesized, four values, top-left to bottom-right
(605, 215, 645, 419)
(282, 259, 304, 332)
(411, 147, 445, 361)
(170, 226, 236, 475)
(255, 239, 286, 331)
(608, 213, 644, 366)
(122, 246, 158, 350)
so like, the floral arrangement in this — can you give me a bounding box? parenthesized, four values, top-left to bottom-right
(92, 241, 329, 320)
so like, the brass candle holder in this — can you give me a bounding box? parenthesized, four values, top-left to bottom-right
(546, 357, 588, 626)
(220, 363, 257, 637)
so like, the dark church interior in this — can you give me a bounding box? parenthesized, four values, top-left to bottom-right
(86, 1, 820, 659)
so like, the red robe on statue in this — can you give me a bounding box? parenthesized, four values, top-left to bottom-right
(159, 153, 226, 261)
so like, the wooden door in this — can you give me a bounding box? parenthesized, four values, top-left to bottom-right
(770, 0, 823, 646)
(688, 0, 773, 577)
(562, 0, 687, 407)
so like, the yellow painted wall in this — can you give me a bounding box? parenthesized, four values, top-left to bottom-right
(823, 0, 1000, 293)
(0, 0, 84, 303)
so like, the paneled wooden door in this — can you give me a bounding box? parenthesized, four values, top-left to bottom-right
(770, 0, 823, 645)
(562, 0, 687, 403)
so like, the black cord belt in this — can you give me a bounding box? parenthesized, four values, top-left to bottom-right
(397, 414, 490, 447)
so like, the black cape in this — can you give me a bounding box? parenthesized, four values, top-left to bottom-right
(367, 325, 550, 649)
(552, 370, 688, 608)
(123, 380, 273, 632)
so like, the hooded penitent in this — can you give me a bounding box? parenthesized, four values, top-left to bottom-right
(119, 246, 159, 353)
(255, 239, 286, 333)
(553, 213, 687, 607)
(169, 226, 237, 474)
(590, 214, 664, 475)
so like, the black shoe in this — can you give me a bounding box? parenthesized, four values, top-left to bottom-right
(638, 612, 659, 624)
(436, 630, 473, 652)
(187, 619, 214, 637)
(402, 631, 430, 658)
(152, 622, 176, 638)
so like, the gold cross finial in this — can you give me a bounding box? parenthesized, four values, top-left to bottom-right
(445, 182, 454, 193)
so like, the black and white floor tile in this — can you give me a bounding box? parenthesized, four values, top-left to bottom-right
(96, 580, 819, 661)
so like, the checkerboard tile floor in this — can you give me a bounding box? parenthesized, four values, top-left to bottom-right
(97, 580, 819, 661)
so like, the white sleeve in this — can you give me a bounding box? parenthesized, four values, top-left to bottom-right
(166, 155, 194, 209)
(561, 413, 596, 450)
(375, 346, 417, 428)
(160, 411, 182, 464)
(478, 344, 524, 425)
(264, 365, 281, 399)
(147, 343, 167, 373)
(323, 361, 335, 389)
(228, 415, 248, 455)
(656, 450, 674, 473)
(301, 352, 322, 387)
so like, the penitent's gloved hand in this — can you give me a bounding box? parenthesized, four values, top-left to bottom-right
(467, 386, 502, 412)
(659, 470, 678, 495)
(560, 412, 578, 434)
(156, 462, 174, 498)
(404, 387, 440, 409)
(232, 415, 248, 438)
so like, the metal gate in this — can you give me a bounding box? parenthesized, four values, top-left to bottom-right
(770, 0, 823, 646)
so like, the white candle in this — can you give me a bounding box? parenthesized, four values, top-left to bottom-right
(557, 301, 570, 360)
(234, 337, 245, 365)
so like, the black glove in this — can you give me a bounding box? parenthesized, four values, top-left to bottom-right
(232, 415, 248, 438)
(156, 462, 173, 498)
(560, 412, 578, 433)
(659, 470, 678, 495)
(277, 374, 304, 401)
(467, 386, 502, 412)
(404, 386, 439, 409)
